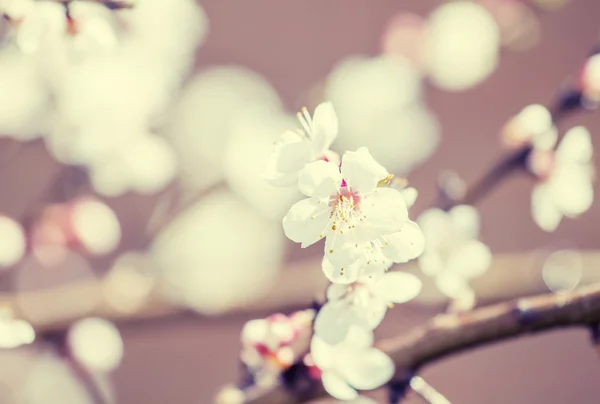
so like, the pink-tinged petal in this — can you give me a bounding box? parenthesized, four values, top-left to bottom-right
(283, 198, 330, 247)
(341, 148, 390, 193)
(556, 126, 592, 164)
(448, 205, 480, 240)
(311, 102, 339, 153)
(298, 160, 342, 198)
(381, 221, 425, 263)
(338, 348, 395, 391)
(372, 271, 422, 304)
(322, 255, 360, 284)
(314, 301, 354, 345)
(357, 188, 408, 242)
(321, 371, 358, 401)
(531, 184, 563, 232)
(241, 319, 269, 345)
(446, 240, 492, 279)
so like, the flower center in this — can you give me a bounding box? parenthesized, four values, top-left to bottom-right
(328, 187, 361, 233)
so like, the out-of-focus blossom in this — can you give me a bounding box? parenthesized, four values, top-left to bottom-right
(264, 102, 340, 186)
(224, 106, 300, 220)
(580, 54, 600, 104)
(0, 308, 35, 348)
(167, 66, 281, 191)
(241, 310, 314, 374)
(152, 190, 285, 314)
(480, 0, 541, 51)
(531, 126, 594, 232)
(309, 326, 394, 401)
(542, 249, 582, 292)
(424, 1, 500, 91)
(314, 272, 421, 344)
(501, 104, 557, 150)
(381, 13, 426, 68)
(325, 55, 438, 174)
(417, 205, 492, 300)
(0, 215, 26, 268)
(30, 197, 121, 256)
(68, 317, 123, 372)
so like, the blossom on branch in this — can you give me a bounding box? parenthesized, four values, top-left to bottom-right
(417, 204, 491, 301)
(531, 126, 594, 232)
(314, 272, 421, 344)
(265, 102, 340, 186)
(501, 104, 557, 150)
(308, 326, 394, 401)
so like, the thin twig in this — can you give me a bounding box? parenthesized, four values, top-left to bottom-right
(236, 282, 600, 404)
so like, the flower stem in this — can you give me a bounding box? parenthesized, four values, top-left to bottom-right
(410, 376, 452, 404)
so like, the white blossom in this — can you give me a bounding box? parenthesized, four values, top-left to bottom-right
(283, 148, 410, 268)
(265, 102, 340, 186)
(417, 205, 491, 299)
(502, 104, 557, 150)
(314, 271, 421, 344)
(531, 126, 594, 232)
(310, 326, 394, 401)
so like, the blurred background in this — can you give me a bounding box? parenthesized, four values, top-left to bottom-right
(0, 0, 600, 403)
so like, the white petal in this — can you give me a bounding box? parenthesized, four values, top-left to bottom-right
(325, 234, 365, 268)
(341, 148, 390, 193)
(372, 271, 422, 303)
(418, 252, 445, 276)
(349, 291, 388, 331)
(311, 102, 339, 153)
(264, 130, 313, 185)
(416, 208, 450, 247)
(435, 274, 471, 299)
(531, 184, 563, 232)
(400, 187, 418, 209)
(298, 160, 342, 198)
(381, 221, 425, 263)
(449, 205, 480, 239)
(339, 348, 395, 391)
(556, 126, 593, 164)
(310, 335, 334, 370)
(327, 283, 349, 301)
(446, 240, 492, 279)
(322, 371, 358, 401)
(282, 198, 330, 247)
(322, 255, 361, 284)
(314, 301, 354, 345)
(343, 325, 375, 348)
(358, 188, 408, 242)
(240, 319, 268, 345)
(548, 165, 593, 217)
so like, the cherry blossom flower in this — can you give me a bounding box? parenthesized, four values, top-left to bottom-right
(264, 102, 340, 186)
(240, 311, 314, 372)
(314, 271, 421, 344)
(309, 326, 394, 400)
(417, 205, 492, 299)
(501, 104, 557, 150)
(580, 53, 600, 103)
(531, 126, 594, 232)
(282, 148, 410, 268)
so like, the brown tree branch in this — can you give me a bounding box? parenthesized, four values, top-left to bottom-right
(234, 282, 600, 404)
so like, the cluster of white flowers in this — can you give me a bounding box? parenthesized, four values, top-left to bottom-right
(416, 205, 491, 305)
(0, 0, 208, 196)
(502, 105, 595, 232)
(263, 102, 426, 400)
